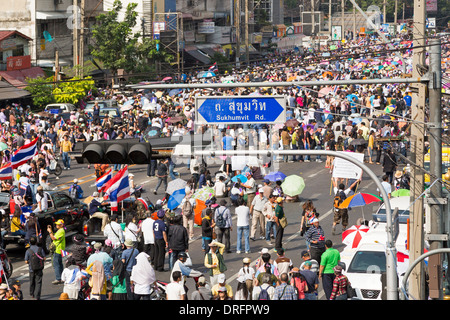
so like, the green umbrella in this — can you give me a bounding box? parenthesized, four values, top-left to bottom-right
(192, 186, 215, 201)
(281, 175, 305, 197)
(391, 189, 410, 197)
(0, 142, 8, 151)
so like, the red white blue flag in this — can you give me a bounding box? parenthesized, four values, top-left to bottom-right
(11, 137, 38, 169)
(0, 162, 12, 180)
(96, 168, 112, 192)
(103, 166, 130, 212)
(208, 62, 218, 72)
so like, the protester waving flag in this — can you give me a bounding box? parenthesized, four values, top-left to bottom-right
(103, 166, 130, 212)
(11, 137, 38, 169)
(208, 62, 218, 73)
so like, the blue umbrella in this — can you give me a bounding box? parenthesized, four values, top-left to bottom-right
(264, 171, 286, 182)
(167, 188, 186, 210)
(123, 99, 134, 106)
(168, 89, 181, 97)
(231, 174, 248, 184)
(198, 71, 216, 78)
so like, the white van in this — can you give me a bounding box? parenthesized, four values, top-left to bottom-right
(339, 221, 409, 300)
(44, 103, 76, 114)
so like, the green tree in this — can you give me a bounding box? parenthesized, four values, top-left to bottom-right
(52, 76, 95, 105)
(135, 38, 174, 73)
(25, 76, 55, 108)
(90, 0, 141, 85)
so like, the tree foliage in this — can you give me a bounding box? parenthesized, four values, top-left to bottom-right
(25, 76, 55, 108)
(52, 77, 95, 105)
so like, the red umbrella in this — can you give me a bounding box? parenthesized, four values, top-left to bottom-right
(342, 225, 370, 248)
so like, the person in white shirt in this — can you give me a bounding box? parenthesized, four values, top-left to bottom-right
(34, 186, 48, 213)
(214, 176, 227, 198)
(166, 271, 186, 300)
(140, 211, 155, 264)
(235, 198, 251, 254)
(103, 214, 125, 251)
(124, 214, 140, 243)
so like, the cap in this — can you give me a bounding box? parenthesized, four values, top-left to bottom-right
(304, 260, 312, 266)
(93, 192, 99, 197)
(333, 265, 343, 273)
(157, 209, 165, 218)
(276, 197, 284, 203)
(301, 250, 310, 257)
(263, 179, 270, 184)
(73, 178, 78, 183)
(258, 188, 264, 194)
(218, 273, 226, 283)
(55, 219, 64, 225)
(197, 276, 206, 285)
(260, 248, 269, 254)
(218, 286, 227, 292)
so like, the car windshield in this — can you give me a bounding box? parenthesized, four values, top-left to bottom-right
(347, 251, 386, 273)
(377, 208, 410, 216)
(101, 109, 118, 117)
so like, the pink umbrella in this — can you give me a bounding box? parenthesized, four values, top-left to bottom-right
(342, 225, 370, 248)
(162, 76, 172, 81)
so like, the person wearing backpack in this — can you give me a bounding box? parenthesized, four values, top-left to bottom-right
(24, 236, 46, 300)
(252, 273, 275, 300)
(289, 268, 308, 300)
(69, 179, 84, 200)
(332, 180, 359, 234)
(214, 199, 232, 253)
(182, 196, 195, 240)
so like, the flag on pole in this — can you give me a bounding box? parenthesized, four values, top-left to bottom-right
(103, 166, 130, 212)
(208, 62, 218, 72)
(61, 250, 71, 257)
(96, 168, 112, 192)
(0, 162, 12, 180)
(11, 137, 38, 169)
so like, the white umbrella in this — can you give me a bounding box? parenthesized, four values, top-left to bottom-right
(166, 178, 187, 195)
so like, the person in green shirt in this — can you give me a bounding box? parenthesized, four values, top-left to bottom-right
(47, 219, 66, 284)
(110, 260, 128, 300)
(319, 240, 341, 300)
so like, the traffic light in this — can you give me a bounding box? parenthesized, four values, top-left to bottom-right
(80, 139, 152, 164)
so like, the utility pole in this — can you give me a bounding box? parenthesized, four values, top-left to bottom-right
(54, 50, 59, 83)
(341, 0, 345, 39)
(394, 0, 398, 26)
(73, 0, 79, 76)
(329, 0, 332, 36)
(79, 0, 85, 78)
(235, 0, 240, 69)
(245, 0, 249, 66)
(409, 0, 427, 300)
(428, 38, 443, 300)
(312, 0, 315, 49)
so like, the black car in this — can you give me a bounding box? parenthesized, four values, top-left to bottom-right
(2, 191, 89, 253)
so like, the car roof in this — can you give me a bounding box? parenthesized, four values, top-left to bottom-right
(378, 196, 410, 211)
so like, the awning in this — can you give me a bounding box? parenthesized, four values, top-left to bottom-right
(0, 67, 45, 88)
(36, 11, 72, 20)
(184, 49, 211, 65)
(0, 81, 30, 101)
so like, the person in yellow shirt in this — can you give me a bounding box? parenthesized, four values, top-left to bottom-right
(367, 131, 375, 164)
(204, 241, 227, 287)
(211, 273, 234, 299)
(10, 209, 25, 237)
(60, 134, 72, 170)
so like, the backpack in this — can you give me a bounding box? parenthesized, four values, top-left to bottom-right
(28, 247, 44, 272)
(258, 286, 270, 300)
(182, 200, 193, 218)
(333, 190, 346, 208)
(215, 208, 227, 229)
(70, 184, 83, 199)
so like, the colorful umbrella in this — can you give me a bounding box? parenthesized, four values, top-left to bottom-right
(264, 171, 286, 182)
(338, 193, 382, 209)
(167, 188, 186, 210)
(192, 186, 215, 201)
(231, 174, 248, 183)
(342, 224, 370, 248)
(384, 105, 395, 113)
(281, 175, 305, 197)
(392, 189, 410, 197)
(166, 178, 187, 195)
(285, 118, 300, 128)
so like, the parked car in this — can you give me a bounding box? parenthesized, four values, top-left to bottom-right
(2, 191, 89, 253)
(85, 107, 123, 126)
(84, 99, 118, 112)
(372, 196, 410, 224)
(44, 103, 77, 114)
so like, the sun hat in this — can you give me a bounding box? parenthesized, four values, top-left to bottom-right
(124, 239, 134, 247)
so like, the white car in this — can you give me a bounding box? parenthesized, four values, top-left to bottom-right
(340, 221, 409, 300)
(44, 103, 76, 114)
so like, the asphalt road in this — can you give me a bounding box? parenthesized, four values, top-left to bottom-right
(6, 154, 385, 300)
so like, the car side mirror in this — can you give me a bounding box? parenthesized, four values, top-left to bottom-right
(338, 261, 346, 271)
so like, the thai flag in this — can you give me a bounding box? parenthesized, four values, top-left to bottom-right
(59, 117, 65, 128)
(208, 62, 218, 72)
(137, 198, 148, 210)
(96, 168, 112, 191)
(11, 137, 38, 169)
(0, 162, 12, 180)
(103, 166, 130, 212)
(61, 249, 71, 257)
